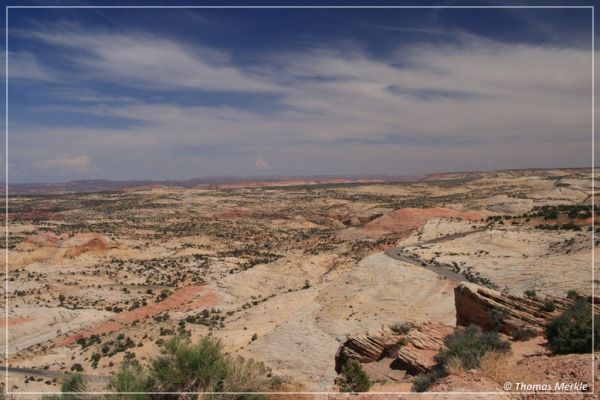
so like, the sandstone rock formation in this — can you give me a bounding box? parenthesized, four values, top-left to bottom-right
(365, 207, 481, 235)
(454, 282, 600, 335)
(335, 322, 454, 376)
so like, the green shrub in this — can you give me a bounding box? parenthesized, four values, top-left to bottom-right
(108, 361, 149, 399)
(49, 336, 274, 398)
(436, 325, 510, 370)
(487, 308, 507, 332)
(336, 359, 372, 392)
(545, 299, 600, 354)
(149, 336, 230, 392)
(511, 327, 537, 341)
(524, 289, 537, 299)
(390, 322, 413, 335)
(542, 300, 556, 312)
(45, 374, 88, 400)
(412, 369, 447, 392)
(70, 364, 83, 372)
(148, 336, 273, 396)
(566, 290, 579, 299)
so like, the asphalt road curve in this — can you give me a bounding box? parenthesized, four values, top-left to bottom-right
(383, 228, 486, 282)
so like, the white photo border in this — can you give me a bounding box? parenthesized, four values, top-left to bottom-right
(3, 3, 596, 396)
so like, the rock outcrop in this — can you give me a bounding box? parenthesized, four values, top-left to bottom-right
(454, 282, 600, 335)
(393, 323, 454, 374)
(364, 207, 481, 234)
(335, 322, 454, 376)
(21, 232, 122, 260)
(63, 234, 121, 258)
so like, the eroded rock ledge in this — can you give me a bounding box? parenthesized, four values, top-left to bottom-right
(335, 281, 599, 381)
(454, 282, 600, 335)
(335, 322, 454, 375)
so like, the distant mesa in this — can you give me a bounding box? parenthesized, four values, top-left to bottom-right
(2, 167, 593, 195)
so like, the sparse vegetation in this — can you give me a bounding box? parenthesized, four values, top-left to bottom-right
(8, 171, 595, 394)
(511, 327, 537, 341)
(412, 325, 511, 392)
(147, 336, 273, 394)
(108, 360, 149, 399)
(390, 322, 413, 335)
(542, 299, 556, 312)
(412, 370, 447, 392)
(487, 308, 507, 332)
(335, 359, 372, 392)
(50, 336, 275, 398)
(566, 290, 579, 299)
(545, 299, 600, 354)
(435, 325, 511, 370)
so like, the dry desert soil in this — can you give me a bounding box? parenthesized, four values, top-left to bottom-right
(1, 168, 598, 397)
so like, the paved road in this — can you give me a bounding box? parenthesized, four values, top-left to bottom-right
(384, 228, 486, 282)
(0, 365, 109, 383)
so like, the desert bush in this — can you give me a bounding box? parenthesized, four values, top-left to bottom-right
(444, 356, 464, 374)
(42, 374, 88, 400)
(412, 370, 447, 392)
(523, 289, 537, 299)
(57, 335, 274, 399)
(70, 364, 83, 372)
(390, 322, 413, 335)
(542, 300, 556, 312)
(149, 336, 230, 392)
(108, 361, 149, 399)
(335, 359, 371, 392)
(566, 290, 579, 299)
(486, 308, 507, 332)
(147, 336, 273, 397)
(436, 325, 510, 370)
(511, 327, 537, 341)
(545, 299, 600, 354)
(479, 352, 535, 389)
(62, 374, 88, 396)
(221, 356, 272, 395)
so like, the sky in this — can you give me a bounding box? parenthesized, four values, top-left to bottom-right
(2, 1, 596, 182)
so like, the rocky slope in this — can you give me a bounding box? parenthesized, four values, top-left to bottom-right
(455, 282, 599, 335)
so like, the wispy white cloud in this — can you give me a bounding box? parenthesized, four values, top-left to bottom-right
(3, 51, 55, 81)
(18, 26, 282, 92)
(9, 25, 594, 180)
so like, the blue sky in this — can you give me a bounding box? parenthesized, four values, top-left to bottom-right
(2, 1, 596, 182)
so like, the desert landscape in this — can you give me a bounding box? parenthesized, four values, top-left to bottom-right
(1, 168, 597, 397)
